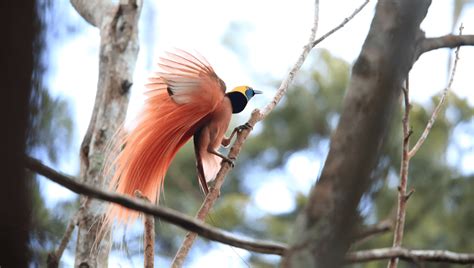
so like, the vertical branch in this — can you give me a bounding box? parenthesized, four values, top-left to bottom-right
(388, 25, 463, 268)
(134, 191, 155, 268)
(70, 0, 143, 267)
(388, 79, 412, 268)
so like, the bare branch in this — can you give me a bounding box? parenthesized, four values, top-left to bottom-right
(257, 0, 320, 119)
(388, 78, 412, 268)
(47, 200, 89, 268)
(409, 26, 464, 159)
(24, 156, 288, 256)
(134, 191, 155, 268)
(354, 219, 393, 244)
(311, 0, 370, 48)
(419, 34, 474, 56)
(347, 247, 474, 264)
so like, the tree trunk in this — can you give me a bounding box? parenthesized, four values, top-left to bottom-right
(72, 0, 142, 267)
(281, 0, 431, 267)
(0, 1, 39, 266)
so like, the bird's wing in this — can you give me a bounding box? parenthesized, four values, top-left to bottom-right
(145, 49, 226, 110)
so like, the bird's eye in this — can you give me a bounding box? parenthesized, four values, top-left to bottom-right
(245, 88, 254, 99)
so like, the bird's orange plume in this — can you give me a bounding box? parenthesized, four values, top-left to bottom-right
(103, 50, 225, 225)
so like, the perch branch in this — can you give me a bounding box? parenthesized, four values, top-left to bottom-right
(171, 1, 370, 265)
(409, 26, 463, 159)
(24, 156, 287, 256)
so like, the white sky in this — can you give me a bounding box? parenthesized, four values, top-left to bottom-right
(41, 0, 474, 267)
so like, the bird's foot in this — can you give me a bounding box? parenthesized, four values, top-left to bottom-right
(236, 122, 253, 132)
(222, 156, 235, 168)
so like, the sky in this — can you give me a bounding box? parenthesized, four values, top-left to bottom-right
(40, 0, 474, 266)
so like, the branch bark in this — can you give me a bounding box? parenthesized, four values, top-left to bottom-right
(418, 34, 474, 57)
(282, 1, 432, 267)
(347, 247, 474, 264)
(70, 0, 142, 267)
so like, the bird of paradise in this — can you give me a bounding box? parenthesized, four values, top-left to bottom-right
(104, 49, 261, 224)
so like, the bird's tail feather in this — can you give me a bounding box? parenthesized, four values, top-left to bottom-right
(102, 90, 207, 227)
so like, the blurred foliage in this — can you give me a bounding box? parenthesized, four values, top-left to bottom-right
(27, 85, 75, 266)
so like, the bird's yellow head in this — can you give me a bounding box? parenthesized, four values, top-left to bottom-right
(226, 86, 262, 114)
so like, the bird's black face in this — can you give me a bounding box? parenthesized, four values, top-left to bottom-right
(226, 86, 262, 114)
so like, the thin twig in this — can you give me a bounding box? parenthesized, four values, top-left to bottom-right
(171, 1, 370, 265)
(388, 78, 412, 268)
(409, 25, 464, 159)
(24, 156, 288, 256)
(47, 199, 90, 268)
(347, 247, 474, 264)
(353, 219, 393, 246)
(311, 0, 370, 48)
(134, 190, 154, 268)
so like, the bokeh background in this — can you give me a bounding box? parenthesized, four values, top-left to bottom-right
(29, 0, 474, 267)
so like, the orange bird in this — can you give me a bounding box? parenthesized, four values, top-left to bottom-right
(105, 49, 261, 223)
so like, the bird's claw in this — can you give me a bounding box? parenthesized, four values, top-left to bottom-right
(222, 156, 235, 168)
(236, 122, 253, 132)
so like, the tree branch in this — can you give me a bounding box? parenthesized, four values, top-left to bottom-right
(388, 78, 412, 268)
(311, 0, 370, 48)
(347, 247, 474, 264)
(419, 34, 474, 56)
(134, 191, 154, 268)
(24, 156, 288, 256)
(409, 26, 463, 159)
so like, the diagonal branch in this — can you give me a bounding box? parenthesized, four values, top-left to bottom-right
(409, 27, 463, 159)
(311, 0, 370, 49)
(24, 156, 288, 256)
(171, 1, 370, 266)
